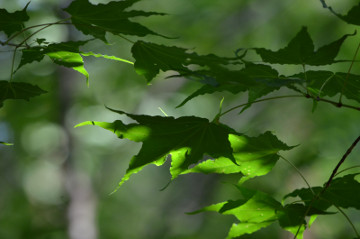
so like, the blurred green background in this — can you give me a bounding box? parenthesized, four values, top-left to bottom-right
(1, 0, 360, 238)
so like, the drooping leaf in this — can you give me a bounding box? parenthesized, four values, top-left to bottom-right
(183, 131, 294, 183)
(290, 70, 360, 104)
(190, 187, 328, 238)
(81, 52, 134, 65)
(64, 0, 165, 42)
(0, 81, 47, 107)
(131, 41, 239, 82)
(76, 108, 240, 187)
(285, 174, 360, 211)
(254, 27, 355, 65)
(18, 41, 88, 74)
(177, 63, 301, 107)
(0, 2, 29, 37)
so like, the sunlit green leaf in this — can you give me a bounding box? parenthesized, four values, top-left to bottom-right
(132, 41, 239, 82)
(0, 81, 47, 107)
(0, 141, 13, 146)
(183, 131, 294, 183)
(76, 107, 240, 187)
(254, 27, 355, 65)
(81, 52, 134, 65)
(0, 2, 29, 37)
(18, 41, 89, 81)
(64, 0, 165, 42)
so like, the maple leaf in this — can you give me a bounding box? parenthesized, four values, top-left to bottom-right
(0, 81, 47, 108)
(76, 108, 239, 188)
(254, 27, 355, 65)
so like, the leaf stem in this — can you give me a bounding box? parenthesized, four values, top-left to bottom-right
(219, 95, 304, 117)
(339, 39, 360, 104)
(279, 155, 315, 195)
(334, 205, 360, 238)
(4, 18, 71, 45)
(334, 165, 360, 177)
(9, 48, 17, 82)
(294, 134, 360, 238)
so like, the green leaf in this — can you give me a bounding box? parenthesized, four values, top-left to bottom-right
(290, 71, 360, 104)
(177, 63, 301, 107)
(0, 81, 47, 107)
(0, 141, 13, 146)
(254, 27, 354, 65)
(0, 2, 29, 37)
(17, 41, 89, 82)
(76, 108, 239, 187)
(81, 52, 134, 65)
(325, 3, 360, 26)
(191, 188, 281, 238)
(131, 41, 238, 82)
(285, 174, 360, 211)
(183, 131, 294, 183)
(64, 0, 165, 42)
(191, 188, 328, 238)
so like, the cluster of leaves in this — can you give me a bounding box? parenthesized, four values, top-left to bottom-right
(1, 0, 360, 238)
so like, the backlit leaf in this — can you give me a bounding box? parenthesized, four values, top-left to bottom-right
(64, 0, 165, 42)
(183, 131, 294, 183)
(0, 2, 29, 37)
(76, 108, 240, 188)
(191, 187, 328, 238)
(254, 27, 354, 65)
(0, 81, 47, 107)
(131, 41, 239, 82)
(324, 3, 360, 26)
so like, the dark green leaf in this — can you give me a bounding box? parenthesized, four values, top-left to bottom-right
(285, 174, 360, 210)
(290, 70, 360, 104)
(254, 27, 354, 65)
(0, 81, 47, 107)
(64, 0, 165, 42)
(0, 2, 29, 37)
(132, 41, 238, 82)
(326, 3, 360, 26)
(183, 131, 294, 183)
(177, 63, 301, 107)
(76, 108, 239, 187)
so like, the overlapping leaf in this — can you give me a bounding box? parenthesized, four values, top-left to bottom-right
(190, 187, 327, 239)
(322, 2, 360, 26)
(131, 41, 239, 82)
(64, 0, 165, 42)
(76, 108, 240, 187)
(285, 174, 360, 211)
(290, 70, 360, 104)
(0, 3, 29, 37)
(183, 131, 294, 183)
(17, 41, 131, 83)
(177, 63, 301, 107)
(18, 41, 89, 81)
(0, 81, 47, 108)
(254, 27, 355, 65)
